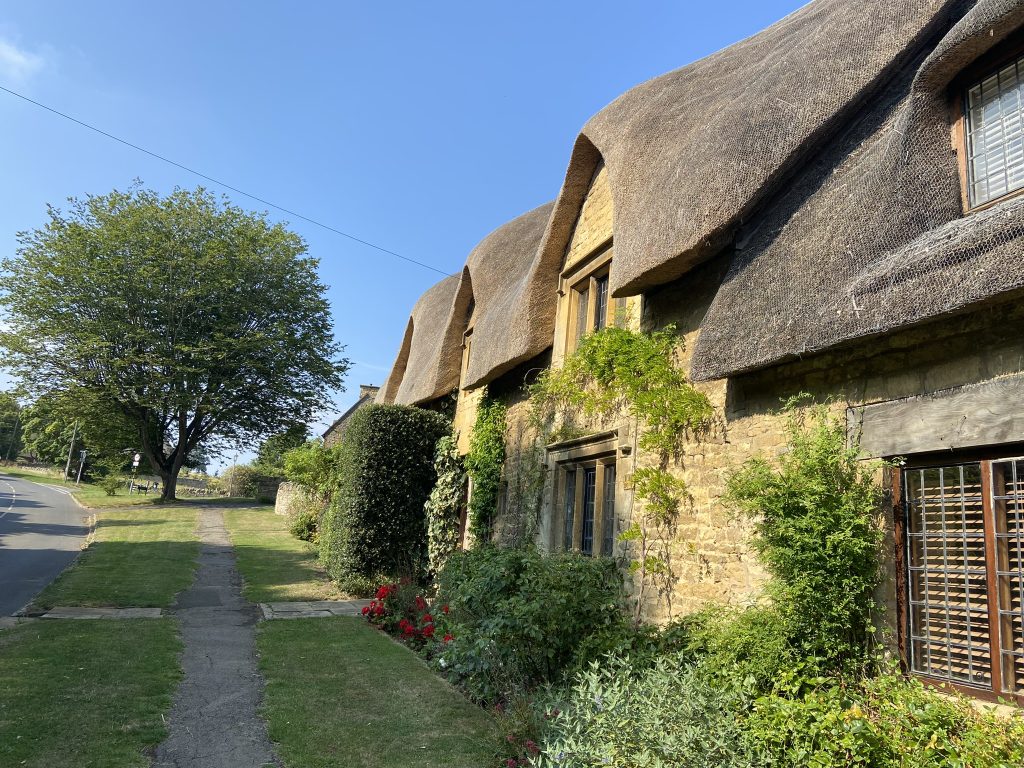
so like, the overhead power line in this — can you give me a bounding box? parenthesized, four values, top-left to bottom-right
(0, 84, 451, 277)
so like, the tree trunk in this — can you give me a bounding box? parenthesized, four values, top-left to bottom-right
(159, 468, 179, 501)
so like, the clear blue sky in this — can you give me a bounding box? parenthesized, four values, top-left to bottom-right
(0, 1, 805, 466)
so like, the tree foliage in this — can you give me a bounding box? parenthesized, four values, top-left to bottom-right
(0, 186, 348, 499)
(0, 391, 24, 461)
(254, 422, 309, 475)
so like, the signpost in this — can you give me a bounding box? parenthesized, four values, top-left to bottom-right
(75, 450, 87, 485)
(129, 452, 141, 494)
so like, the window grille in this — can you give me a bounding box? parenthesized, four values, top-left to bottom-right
(966, 54, 1024, 207)
(992, 459, 1024, 695)
(574, 287, 589, 346)
(904, 464, 991, 687)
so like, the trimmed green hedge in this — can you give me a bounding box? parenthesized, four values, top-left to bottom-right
(318, 404, 450, 593)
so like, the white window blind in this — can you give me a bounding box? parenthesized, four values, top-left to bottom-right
(966, 55, 1024, 207)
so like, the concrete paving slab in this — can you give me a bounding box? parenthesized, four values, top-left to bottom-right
(153, 508, 278, 768)
(258, 599, 370, 620)
(41, 607, 162, 619)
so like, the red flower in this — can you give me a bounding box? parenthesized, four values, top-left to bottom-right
(422, 613, 433, 624)
(361, 605, 370, 616)
(414, 595, 427, 611)
(422, 624, 435, 638)
(505, 759, 518, 768)
(526, 740, 539, 755)
(442, 604, 449, 614)
(443, 633, 454, 643)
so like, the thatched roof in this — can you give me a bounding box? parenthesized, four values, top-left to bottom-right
(692, 0, 1024, 380)
(539, 0, 962, 299)
(377, 274, 471, 406)
(461, 202, 555, 389)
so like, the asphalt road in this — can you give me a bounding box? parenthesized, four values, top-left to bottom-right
(0, 474, 89, 616)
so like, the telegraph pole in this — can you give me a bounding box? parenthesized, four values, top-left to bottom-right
(4, 407, 19, 461)
(63, 421, 79, 482)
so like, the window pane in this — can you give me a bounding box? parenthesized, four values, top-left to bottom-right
(966, 55, 1024, 206)
(602, 463, 616, 556)
(991, 459, 1024, 695)
(574, 288, 589, 346)
(581, 468, 597, 556)
(904, 464, 991, 688)
(563, 470, 576, 551)
(594, 275, 609, 331)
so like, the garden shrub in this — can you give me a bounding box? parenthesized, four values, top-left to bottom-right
(282, 439, 340, 499)
(537, 654, 752, 768)
(98, 475, 123, 496)
(317, 404, 450, 593)
(724, 400, 884, 675)
(424, 434, 466, 578)
(434, 546, 624, 704)
(744, 671, 1024, 767)
(465, 393, 506, 544)
(220, 463, 261, 497)
(361, 581, 443, 649)
(289, 506, 319, 542)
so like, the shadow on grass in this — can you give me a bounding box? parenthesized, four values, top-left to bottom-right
(28, 540, 201, 612)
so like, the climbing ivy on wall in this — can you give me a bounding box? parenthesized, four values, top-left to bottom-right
(530, 325, 713, 453)
(465, 393, 507, 545)
(424, 434, 467, 578)
(529, 325, 715, 620)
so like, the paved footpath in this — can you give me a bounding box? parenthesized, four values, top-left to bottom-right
(153, 508, 279, 768)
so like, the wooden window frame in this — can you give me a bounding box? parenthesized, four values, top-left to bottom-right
(557, 455, 616, 557)
(893, 452, 1024, 705)
(561, 245, 613, 356)
(950, 37, 1024, 213)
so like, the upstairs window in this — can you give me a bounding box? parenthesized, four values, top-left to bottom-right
(963, 53, 1024, 208)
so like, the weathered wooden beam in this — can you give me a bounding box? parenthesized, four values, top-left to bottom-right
(849, 375, 1024, 458)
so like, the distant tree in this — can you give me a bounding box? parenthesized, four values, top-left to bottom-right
(0, 391, 24, 461)
(19, 390, 135, 471)
(254, 422, 310, 474)
(0, 186, 348, 499)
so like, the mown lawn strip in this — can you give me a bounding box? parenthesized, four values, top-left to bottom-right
(258, 617, 494, 768)
(30, 505, 200, 610)
(224, 505, 345, 603)
(0, 618, 182, 768)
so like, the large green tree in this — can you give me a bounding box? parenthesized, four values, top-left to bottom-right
(0, 186, 348, 499)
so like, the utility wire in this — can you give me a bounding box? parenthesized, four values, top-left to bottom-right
(0, 83, 451, 277)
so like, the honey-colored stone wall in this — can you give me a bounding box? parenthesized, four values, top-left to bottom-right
(563, 163, 613, 271)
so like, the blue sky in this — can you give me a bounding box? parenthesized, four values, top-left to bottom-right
(0, 1, 805, 466)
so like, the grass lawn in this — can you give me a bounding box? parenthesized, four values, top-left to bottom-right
(29, 505, 200, 611)
(0, 464, 238, 509)
(0, 619, 182, 768)
(224, 505, 346, 602)
(258, 617, 495, 768)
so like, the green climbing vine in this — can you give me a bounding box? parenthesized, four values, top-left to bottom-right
(529, 325, 715, 620)
(465, 392, 507, 545)
(424, 434, 467, 579)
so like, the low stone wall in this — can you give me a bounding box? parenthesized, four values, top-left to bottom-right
(274, 481, 325, 520)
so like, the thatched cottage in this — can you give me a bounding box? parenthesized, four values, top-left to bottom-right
(378, 0, 1024, 703)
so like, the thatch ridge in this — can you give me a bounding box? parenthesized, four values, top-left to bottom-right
(535, 0, 962, 300)
(692, 0, 1024, 381)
